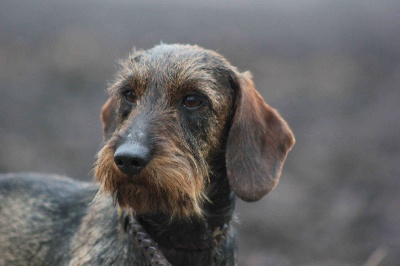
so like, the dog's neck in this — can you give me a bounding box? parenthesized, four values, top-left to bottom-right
(137, 178, 234, 239)
(133, 164, 235, 265)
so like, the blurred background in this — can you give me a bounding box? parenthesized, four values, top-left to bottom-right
(1, 0, 399, 265)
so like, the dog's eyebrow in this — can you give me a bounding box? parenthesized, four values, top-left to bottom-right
(195, 81, 219, 98)
(108, 81, 129, 96)
(108, 74, 144, 96)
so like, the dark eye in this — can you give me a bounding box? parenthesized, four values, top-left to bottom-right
(182, 94, 203, 109)
(123, 90, 137, 104)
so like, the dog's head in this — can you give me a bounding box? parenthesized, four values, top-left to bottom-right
(95, 44, 294, 217)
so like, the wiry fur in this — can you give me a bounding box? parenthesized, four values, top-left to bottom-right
(95, 44, 235, 218)
(95, 128, 209, 217)
(0, 43, 294, 265)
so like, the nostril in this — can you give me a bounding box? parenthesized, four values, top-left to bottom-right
(131, 159, 141, 168)
(115, 158, 124, 167)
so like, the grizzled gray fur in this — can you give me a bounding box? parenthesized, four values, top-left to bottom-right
(0, 44, 294, 265)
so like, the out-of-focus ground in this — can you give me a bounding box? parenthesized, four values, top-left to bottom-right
(1, 1, 399, 265)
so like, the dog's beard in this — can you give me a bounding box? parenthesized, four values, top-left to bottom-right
(94, 141, 209, 218)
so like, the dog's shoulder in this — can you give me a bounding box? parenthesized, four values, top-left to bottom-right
(0, 173, 98, 265)
(68, 195, 144, 265)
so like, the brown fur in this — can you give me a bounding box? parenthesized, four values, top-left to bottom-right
(94, 44, 294, 218)
(95, 125, 208, 217)
(0, 44, 294, 266)
(226, 72, 295, 201)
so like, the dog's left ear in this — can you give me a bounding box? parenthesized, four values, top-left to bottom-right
(226, 71, 295, 202)
(100, 97, 117, 141)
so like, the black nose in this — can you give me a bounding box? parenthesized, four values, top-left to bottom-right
(114, 143, 151, 175)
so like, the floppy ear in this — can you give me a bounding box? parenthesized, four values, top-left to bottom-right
(100, 97, 117, 141)
(225, 71, 295, 202)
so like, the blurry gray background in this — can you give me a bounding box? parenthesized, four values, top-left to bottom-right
(1, 0, 399, 265)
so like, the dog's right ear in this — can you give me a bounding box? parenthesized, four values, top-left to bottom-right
(100, 97, 117, 141)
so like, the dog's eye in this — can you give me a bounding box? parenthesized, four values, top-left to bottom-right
(123, 90, 137, 104)
(182, 95, 203, 109)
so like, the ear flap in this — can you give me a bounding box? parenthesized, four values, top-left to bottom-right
(226, 71, 295, 202)
(100, 97, 117, 141)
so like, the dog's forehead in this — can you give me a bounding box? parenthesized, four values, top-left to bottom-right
(141, 44, 226, 68)
(109, 44, 235, 109)
(130, 45, 232, 88)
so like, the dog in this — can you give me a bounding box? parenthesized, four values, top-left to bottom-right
(0, 44, 294, 265)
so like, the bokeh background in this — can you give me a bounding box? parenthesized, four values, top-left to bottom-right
(1, 0, 399, 265)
